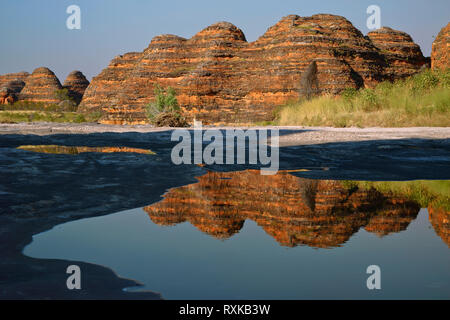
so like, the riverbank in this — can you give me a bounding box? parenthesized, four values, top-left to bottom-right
(1, 122, 449, 146)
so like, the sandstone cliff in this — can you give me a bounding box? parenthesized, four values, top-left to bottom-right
(19, 67, 63, 104)
(79, 14, 427, 124)
(63, 71, 90, 104)
(431, 22, 450, 70)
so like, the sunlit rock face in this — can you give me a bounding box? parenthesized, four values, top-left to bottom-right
(144, 170, 422, 248)
(19, 67, 63, 104)
(63, 71, 90, 104)
(431, 22, 450, 70)
(367, 27, 428, 80)
(0, 72, 29, 105)
(79, 14, 427, 125)
(0, 86, 17, 105)
(0, 71, 29, 88)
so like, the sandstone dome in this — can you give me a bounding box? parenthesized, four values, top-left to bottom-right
(19, 67, 62, 104)
(192, 21, 247, 42)
(63, 70, 90, 104)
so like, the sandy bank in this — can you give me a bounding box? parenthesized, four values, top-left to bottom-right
(1, 122, 449, 146)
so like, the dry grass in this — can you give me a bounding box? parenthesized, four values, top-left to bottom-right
(0, 110, 101, 123)
(277, 69, 450, 127)
(343, 180, 450, 210)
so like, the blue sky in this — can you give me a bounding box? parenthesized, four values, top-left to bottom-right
(1, 0, 449, 81)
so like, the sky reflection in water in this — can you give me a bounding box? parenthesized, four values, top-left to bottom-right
(24, 170, 450, 299)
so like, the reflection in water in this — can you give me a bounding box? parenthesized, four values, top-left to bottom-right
(144, 170, 450, 248)
(17, 145, 155, 155)
(430, 207, 450, 247)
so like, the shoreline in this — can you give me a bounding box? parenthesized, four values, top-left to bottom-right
(1, 122, 449, 146)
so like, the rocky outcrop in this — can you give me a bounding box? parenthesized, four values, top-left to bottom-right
(19, 67, 63, 104)
(431, 22, 450, 70)
(368, 27, 428, 79)
(144, 170, 420, 248)
(0, 81, 26, 105)
(0, 72, 28, 104)
(0, 69, 90, 105)
(0, 87, 15, 105)
(80, 14, 427, 124)
(0, 71, 29, 88)
(79, 52, 142, 114)
(63, 71, 90, 104)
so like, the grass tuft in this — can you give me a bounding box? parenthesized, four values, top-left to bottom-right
(277, 69, 450, 127)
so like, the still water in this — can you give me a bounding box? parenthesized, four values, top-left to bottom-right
(24, 170, 450, 299)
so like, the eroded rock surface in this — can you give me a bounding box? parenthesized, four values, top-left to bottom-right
(63, 71, 90, 104)
(19, 67, 62, 104)
(0, 73, 28, 104)
(79, 14, 427, 124)
(432, 22, 450, 70)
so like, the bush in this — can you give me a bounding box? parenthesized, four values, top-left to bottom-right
(410, 70, 439, 92)
(341, 88, 358, 100)
(359, 88, 380, 111)
(146, 84, 187, 127)
(154, 112, 188, 127)
(54, 88, 74, 102)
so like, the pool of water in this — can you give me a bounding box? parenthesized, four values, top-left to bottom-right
(24, 170, 450, 299)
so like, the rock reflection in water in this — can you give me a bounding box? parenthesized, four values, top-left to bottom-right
(143, 170, 450, 248)
(429, 207, 450, 247)
(17, 145, 155, 155)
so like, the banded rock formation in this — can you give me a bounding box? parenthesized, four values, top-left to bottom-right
(0, 72, 29, 104)
(367, 27, 430, 79)
(144, 170, 421, 248)
(63, 71, 90, 104)
(19, 67, 63, 104)
(431, 22, 450, 70)
(0, 71, 29, 88)
(80, 14, 427, 124)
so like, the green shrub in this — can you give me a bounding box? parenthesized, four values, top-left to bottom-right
(145, 84, 186, 126)
(410, 70, 439, 92)
(359, 88, 380, 111)
(341, 88, 358, 100)
(54, 88, 74, 102)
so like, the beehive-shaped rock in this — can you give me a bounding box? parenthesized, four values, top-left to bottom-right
(368, 27, 427, 79)
(79, 14, 428, 124)
(19, 67, 62, 104)
(63, 70, 90, 104)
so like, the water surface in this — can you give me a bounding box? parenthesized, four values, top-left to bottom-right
(24, 170, 450, 299)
